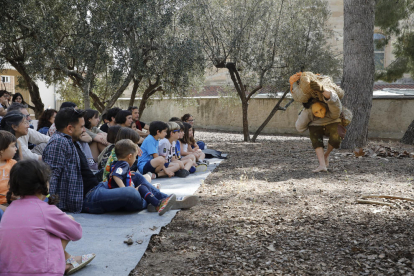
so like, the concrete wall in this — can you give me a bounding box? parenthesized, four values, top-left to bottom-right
(115, 97, 414, 140)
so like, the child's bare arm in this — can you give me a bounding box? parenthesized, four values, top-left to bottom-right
(113, 176, 126, 188)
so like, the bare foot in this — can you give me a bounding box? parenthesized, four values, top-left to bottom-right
(164, 168, 175, 177)
(324, 156, 329, 167)
(313, 166, 327, 173)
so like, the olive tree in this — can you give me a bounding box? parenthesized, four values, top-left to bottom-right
(185, 0, 340, 141)
(0, 0, 49, 118)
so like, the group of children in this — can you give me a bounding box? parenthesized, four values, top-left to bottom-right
(103, 118, 209, 215)
(0, 114, 209, 275)
(137, 120, 208, 179)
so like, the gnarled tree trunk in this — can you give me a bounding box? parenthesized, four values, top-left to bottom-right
(401, 119, 414, 144)
(340, 0, 376, 149)
(128, 77, 142, 107)
(138, 77, 162, 120)
(7, 58, 44, 118)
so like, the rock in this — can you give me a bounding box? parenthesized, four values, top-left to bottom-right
(124, 238, 133, 245)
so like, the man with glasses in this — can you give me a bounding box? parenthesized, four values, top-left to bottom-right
(43, 107, 146, 214)
(7, 102, 49, 160)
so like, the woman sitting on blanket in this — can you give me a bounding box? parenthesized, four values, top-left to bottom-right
(295, 81, 343, 173)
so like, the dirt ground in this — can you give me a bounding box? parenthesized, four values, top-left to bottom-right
(132, 130, 414, 276)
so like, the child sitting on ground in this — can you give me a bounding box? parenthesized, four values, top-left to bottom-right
(158, 122, 194, 178)
(108, 139, 176, 215)
(170, 120, 207, 173)
(103, 127, 151, 182)
(98, 125, 122, 170)
(0, 131, 17, 205)
(138, 121, 176, 178)
(0, 160, 95, 275)
(180, 123, 209, 165)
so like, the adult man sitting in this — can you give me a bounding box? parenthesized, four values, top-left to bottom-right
(8, 102, 49, 160)
(43, 107, 146, 213)
(127, 106, 149, 138)
(99, 107, 121, 133)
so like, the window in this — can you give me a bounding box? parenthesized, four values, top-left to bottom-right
(374, 33, 386, 70)
(1, 76, 10, 83)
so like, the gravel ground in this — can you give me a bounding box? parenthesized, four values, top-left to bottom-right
(132, 130, 414, 276)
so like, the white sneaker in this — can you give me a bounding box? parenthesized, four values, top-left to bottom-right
(147, 195, 199, 212)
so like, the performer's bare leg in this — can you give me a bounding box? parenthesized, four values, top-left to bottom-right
(324, 144, 334, 167)
(313, 147, 327, 172)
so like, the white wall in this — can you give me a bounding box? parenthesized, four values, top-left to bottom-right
(36, 80, 57, 109)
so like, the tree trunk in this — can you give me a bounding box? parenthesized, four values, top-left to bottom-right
(7, 58, 44, 118)
(241, 100, 250, 142)
(128, 77, 142, 107)
(225, 63, 251, 142)
(82, 82, 91, 109)
(137, 77, 162, 119)
(251, 90, 293, 142)
(138, 85, 162, 120)
(401, 119, 414, 144)
(340, 0, 376, 149)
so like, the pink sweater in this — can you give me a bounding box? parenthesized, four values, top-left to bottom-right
(0, 196, 82, 276)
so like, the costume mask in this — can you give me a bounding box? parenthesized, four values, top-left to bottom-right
(311, 102, 327, 118)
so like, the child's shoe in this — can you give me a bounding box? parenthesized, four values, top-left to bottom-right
(175, 169, 190, 178)
(157, 194, 176, 216)
(147, 195, 199, 212)
(195, 163, 207, 173)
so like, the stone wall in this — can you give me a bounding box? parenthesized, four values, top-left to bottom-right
(114, 96, 414, 140)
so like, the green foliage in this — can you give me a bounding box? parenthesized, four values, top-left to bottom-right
(375, 0, 414, 81)
(0, 0, 205, 111)
(185, 0, 341, 93)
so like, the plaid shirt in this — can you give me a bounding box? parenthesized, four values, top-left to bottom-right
(42, 131, 84, 213)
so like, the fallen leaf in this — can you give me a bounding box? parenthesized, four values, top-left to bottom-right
(267, 244, 276, 252)
(354, 148, 364, 157)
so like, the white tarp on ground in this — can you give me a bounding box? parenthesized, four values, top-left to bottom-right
(67, 158, 223, 276)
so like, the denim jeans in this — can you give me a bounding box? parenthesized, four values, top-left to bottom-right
(131, 173, 168, 200)
(82, 182, 145, 214)
(82, 176, 168, 214)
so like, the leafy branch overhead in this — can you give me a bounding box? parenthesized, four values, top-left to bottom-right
(184, 0, 341, 141)
(374, 0, 414, 81)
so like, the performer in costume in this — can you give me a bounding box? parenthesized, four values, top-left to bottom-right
(295, 80, 345, 172)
